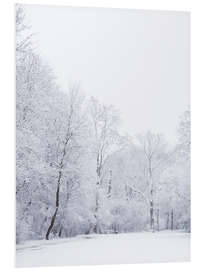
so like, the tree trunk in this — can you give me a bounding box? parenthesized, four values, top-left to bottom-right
(149, 159, 154, 232)
(46, 171, 62, 240)
(93, 155, 102, 234)
(150, 198, 154, 232)
(107, 170, 112, 198)
(46, 134, 71, 240)
(46, 208, 58, 240)
(58, 226, 63, 237)
(156, 208, 159, 231)
(149, 184, 154, 231)
(93, 182, 100, 234)
(171, 208, 174, 230)
(166, 211, 170, 229)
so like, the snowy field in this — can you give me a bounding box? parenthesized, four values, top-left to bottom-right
(16, 231, 190, 267)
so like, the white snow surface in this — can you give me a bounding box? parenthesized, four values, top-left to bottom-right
(16, 231, 190, 267)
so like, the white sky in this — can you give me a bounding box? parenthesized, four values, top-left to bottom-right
(23, 4, 190, 144)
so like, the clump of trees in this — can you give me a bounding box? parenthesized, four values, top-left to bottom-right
(16, 5, 190, 243)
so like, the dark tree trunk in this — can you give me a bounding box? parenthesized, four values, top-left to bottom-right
(166, 211, 170, 229)
(46, 171, 62, 240)
(46, 208, 58, 240)
(45, 134, 71, 240)
(150, 199, 154, 231)
(171, 208, 174, 230)
(58, 226, 63, 237)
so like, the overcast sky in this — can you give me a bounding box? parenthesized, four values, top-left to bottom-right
(23, 4, 190, 144)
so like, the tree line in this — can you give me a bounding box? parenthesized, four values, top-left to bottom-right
(16, 6, 190, 243)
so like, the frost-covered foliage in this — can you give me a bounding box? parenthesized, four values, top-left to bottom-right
(16, 6, 190, 243)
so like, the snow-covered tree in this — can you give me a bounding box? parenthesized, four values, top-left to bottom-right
(135, 132, 171, 231)
(16, 5, 190, 243)
(89, 98, 121, 233)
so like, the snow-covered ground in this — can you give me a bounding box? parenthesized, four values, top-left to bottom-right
(16, 231, 190, 267)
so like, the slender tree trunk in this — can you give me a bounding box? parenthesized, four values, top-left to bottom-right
(150, 196, 154, 231)
(107, 169, 112, 198)
(171, 208, 174, 230)
(166, 211, 170, 229)
(156, 208, 159, 231)
(58, 226, 63, 237)
(46, 208, 58, 240)
(46, 170, 62, 240)
(93, 177, 100, 234)
(46, 134, 71, 240)
(149, 159, 154, 232)
(93, 153, 102, 234)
